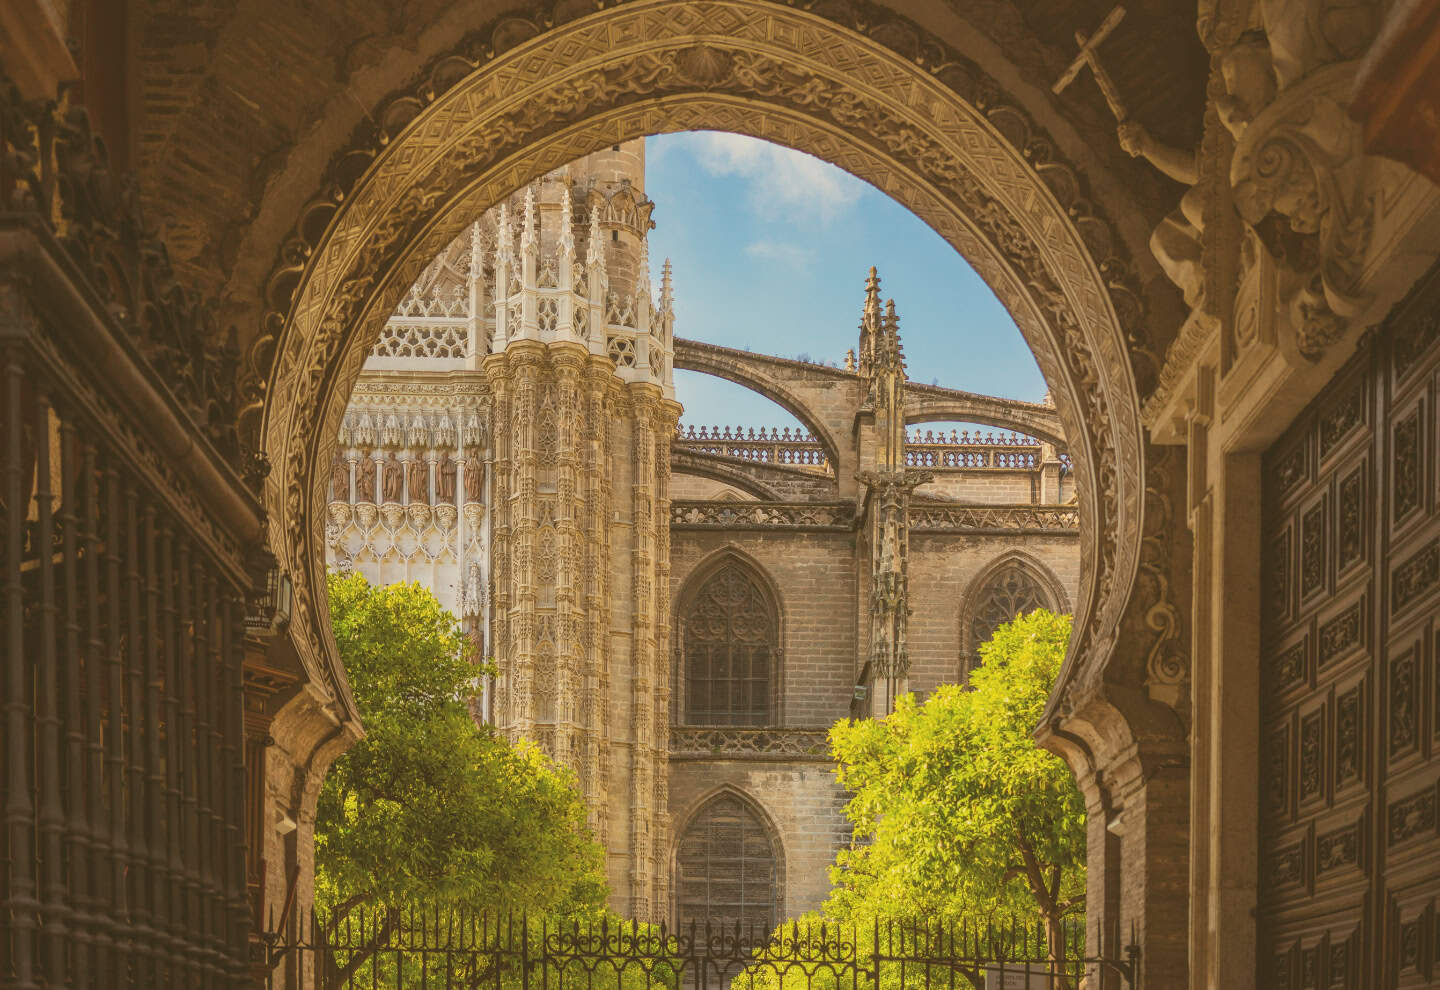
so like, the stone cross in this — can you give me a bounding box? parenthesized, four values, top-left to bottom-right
(1052, 5, 1129, 122)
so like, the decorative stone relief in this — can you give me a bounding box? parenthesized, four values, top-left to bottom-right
(1231, 63, 1373, 359)
(248, 3, 1152, 739)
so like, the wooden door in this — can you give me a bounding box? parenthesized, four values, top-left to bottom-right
(1260, 282, 1440, 987)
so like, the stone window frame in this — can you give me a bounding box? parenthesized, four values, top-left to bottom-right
(957, 551, 1069, 680)
(673, 549, 786, 728)
(671, 785, 786, 933)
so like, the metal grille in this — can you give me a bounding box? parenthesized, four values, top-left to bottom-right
(682, 564, 775, 726)
(264, 910, 1140, 989)
(1, 240, 255, 986)
(675, 795, 778, 933)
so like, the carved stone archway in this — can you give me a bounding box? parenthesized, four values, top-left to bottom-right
(252, 1, 1157, 738)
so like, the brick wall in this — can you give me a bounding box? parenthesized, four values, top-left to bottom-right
(918, 471, 1038, 503)
(667, 523, 1081, 921)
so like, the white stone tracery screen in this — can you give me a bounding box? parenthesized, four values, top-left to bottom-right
(681, 564, 776, 726)
(675, 795, 778, 933)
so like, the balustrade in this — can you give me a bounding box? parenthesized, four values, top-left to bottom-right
(674, 424, 1067, 473)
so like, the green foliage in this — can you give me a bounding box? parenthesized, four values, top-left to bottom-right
(316, 573, 608, 981)
(822, 609, 1085, 937)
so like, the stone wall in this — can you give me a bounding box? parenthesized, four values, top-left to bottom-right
(667, 518, 1082, 920)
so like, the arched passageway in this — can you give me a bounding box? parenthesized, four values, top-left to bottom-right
(245, 0, 1174, 973)
(251, 2, 1162, 746)
(10, 0, 1438, 986)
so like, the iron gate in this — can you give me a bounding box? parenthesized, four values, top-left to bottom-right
(263, 910, 1139, 990)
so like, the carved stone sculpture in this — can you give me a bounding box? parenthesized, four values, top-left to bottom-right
(382, 454, 404, 503)
(408, 457, 428, 504)
(356, 454, 377, 503)
(464, 452, 485, 500)
(1117, 33, 1276, 310)
(1261, 0, 1377, 91)
(331, 455, 351, 502)
(1231, 62, 1369, 358)
(437, 452, 457, 504)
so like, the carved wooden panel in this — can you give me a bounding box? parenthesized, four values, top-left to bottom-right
(1260, 283, 1440, 988)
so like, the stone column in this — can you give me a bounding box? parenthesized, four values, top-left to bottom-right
(1038, 443, 1192, 988)
(1039, 442, 1063, 504)
(1196, 451, 1261, 986)
(344, 451, 358, 504)
(650, 395, 679, 920)
(368, 450, 385, 505)
(623, 384, 677, 919)
(484, 342, 672, 919)
(582, 357, 614, 854)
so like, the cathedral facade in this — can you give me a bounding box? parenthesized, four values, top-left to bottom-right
(324, 141, 1081, 925)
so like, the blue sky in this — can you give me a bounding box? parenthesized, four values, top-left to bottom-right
(645, 132, 1045, 431)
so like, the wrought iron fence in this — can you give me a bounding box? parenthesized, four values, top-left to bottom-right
(262, 910, 1139, 990)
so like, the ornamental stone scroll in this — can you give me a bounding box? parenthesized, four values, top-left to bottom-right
(1230, 62, 1372, 360)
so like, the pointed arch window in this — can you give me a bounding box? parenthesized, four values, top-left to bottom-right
(675, 794, 780, 933)
(962, 562, 1054, 677)
(681, 562, 778, 726)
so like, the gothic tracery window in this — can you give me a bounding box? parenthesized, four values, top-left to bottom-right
(681, 563, 777, 726)
(675, 794, 779, 933)
(963, 562, 1052, 676)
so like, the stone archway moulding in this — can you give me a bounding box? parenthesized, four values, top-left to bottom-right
(253, 0, 1155, 730)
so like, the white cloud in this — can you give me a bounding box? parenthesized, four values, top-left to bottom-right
(744, 240, 815, 270)
(687, 132, 864, 223)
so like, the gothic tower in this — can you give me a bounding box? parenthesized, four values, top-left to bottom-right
(484, 139, 680, 919)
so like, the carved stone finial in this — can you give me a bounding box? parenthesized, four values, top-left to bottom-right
(660, 258, 674, 312)
(636, 233, 651, 297)
(521, 187, 537, 253)
(858, 266, 884, 381)
(586, 204, 605, 270)
(558, 187, 575, 257)
(495, 204, 512, 262)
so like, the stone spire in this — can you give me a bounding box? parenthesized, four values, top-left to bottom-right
(856, 289, 927, 716)
(558, 187, 575, 258)
(660, 258, 674, 316)
(857, 266, 883, 382)
(586, 204, 605, 270)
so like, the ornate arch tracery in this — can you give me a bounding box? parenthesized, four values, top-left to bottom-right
(252, 0, 1158, 735)
(678, 557, 780, 726)
(959, 552, 1069, 678)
